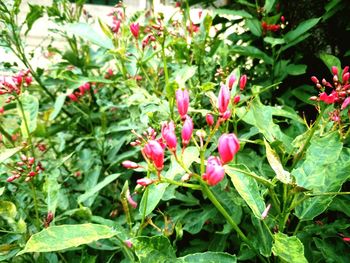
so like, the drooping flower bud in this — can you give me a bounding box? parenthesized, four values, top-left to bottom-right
(261, 203, 271, 220)
(220, 110, 231, 121)
(342, 72, 349, 84)
(68, 93, 78, 102)
(227, 75, 236, 90)
(218, 84, 230, 114)
(239, 74, 247, 91)
(137, 177, 154, 186)
(332, 66, 338, 76)
(202, 156, 225, 186)
(311, 76, 319, 84)
(182, 116, 193, 148)
(205, 113, 214, 126)
(122, 160, 139, 169)
(342, 66, 349, 78)
(161, 121, 177, 151)
(218, 133, 240, 164)
(143, 140, 164, 171)
(130, 23, 140, 38)
(126, 189, 138, 208)
(233, 95, 240, 104)
(176, 89, 189, 119)
(341, 97, 350, 110)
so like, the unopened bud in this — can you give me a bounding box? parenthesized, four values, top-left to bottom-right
(181, 173, 191, 182)
(7, 175, 16, 182)
(233, 95, 240, 104)
(122, 160, 139, 169)
(333, 75, 338, 82)
(309, 96, 318, 101)
(311, 76, 319, 84)
(261, 203, 271, 220)
(332, 66, 338, 76)
(239, 75, 247, 91)
(136, 177, 154, 186)
(316, 83, 322, 89)
(28, 157, 35, 165)
(21, 155, 27, 161)
(28, 171, 37, 177)
(205, 113, 214, 126)
(343, 72, 349, 84)
(124, 240, 133, 248)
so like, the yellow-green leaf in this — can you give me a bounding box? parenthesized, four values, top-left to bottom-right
(18, 224, 116, 255)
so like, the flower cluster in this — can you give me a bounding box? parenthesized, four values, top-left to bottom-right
(122, 74, 245, 187)
(310, 65, 350, 122)
(6, 155, 44, 183)
(0, 70, 32, 105)
(67, 82, 91, 102)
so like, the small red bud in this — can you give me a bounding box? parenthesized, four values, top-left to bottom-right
(342, 72, 349, 83)
(7, 175, 16, 182)
(28, 157, 35, 165)
(205, 113, 214, 126)
(332, 66, 338, 76)
(28, 171, 37, 177)
(233, 95, 240, 104)
(311, 76, 319, 84)
(239, 75, 247, 91)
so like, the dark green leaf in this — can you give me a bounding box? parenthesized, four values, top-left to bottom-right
(245, 19, 262, 37)
(231, 46, 273, 64)
(284, 18, 321, 43)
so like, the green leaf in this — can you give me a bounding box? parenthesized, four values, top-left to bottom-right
(64, 23, 114, 49)
(214, 9, 253, 19)
(172, 65, 197, 88)
(319, 53, 342, 75)
(313, 237, 349, 263)
(250, 215, 273, 257)
(264, 139, 291, 184)
(0, 201, 17, 220)
(44, 169, 60, 215)
(284, 18, 321, 43)
(245, 19, 262, 37)
(18, 93, 39, 138)
(231, 46, 273, 64)
(236, 98, 293, 152)
(264, 37, 285, 47)
(264, 0, 276, 13)
(98, 17, 113, 39)
(18, 224, 116, 255)
(133, 236, 177, 263)
(182, 146, 200, 168)
(179, 251, 237, 262)
(49, 94, 66, 121)
(292, 133, 350, 220)
(183, 206, 217, 234)
(272, 233, 307, 263)
(78, 173, 121, 204)
(25, 4, 44, 35)
(0, 146, 23, 163)
(286, 64, 307, 76)
(226, 166, 266, 219)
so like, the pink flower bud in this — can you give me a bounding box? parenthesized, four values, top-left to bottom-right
(218, 84, 230, 114)
(137, 177, 154, 186)
(202, 156, 225, 186)
(0, 107, 4, 114)
(343, 237, 350, 243)
(125, 240, 133, 248)
(28, 171, 37, 177)
(341, 97, 350, 110)
(343, 72, 349, 84)
(228, 75, 236, 90)
(332, 66, 338, 76)
(25, 76, 32, 86)
(218, 133, 240, 164)
(161, 121, 177, 151)
(28, 157, 35, 165)
(7, 175, 16, 182)
(176, 89, 189, 119)
(122, 160, 139, 169)
(111, 19, 121, 34)
(126, 189, 137, 208)
(68, 93, 78, 102)
(21, 155, 27, 161)
(181, 116, 193, 147)
(143, 140, 164, 171)
(239, 74, 247, 91)
(206, 113, 214, 126)
(311, 76, 319, 84)
(309, 96, 318, 101)
(233, 95, 240, 104)
(261, 203, 271, 219)
(220, 110, 231, 121)
(130, 23, 140, 38)
(342, 66, 349, 78)
(281, 16, 285, 23)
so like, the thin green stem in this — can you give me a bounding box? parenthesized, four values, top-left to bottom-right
(306, 191, 350, 196)
(160, 177, 201, 190)
(30, 182, 41, 230)
(291, 106, 325, 169)
(0, 123, 15, 147)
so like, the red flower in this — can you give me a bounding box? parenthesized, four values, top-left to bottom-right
(130, 23, 140, 38)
